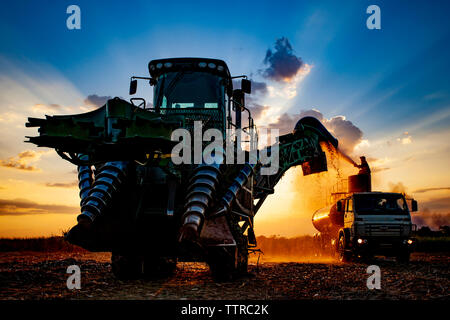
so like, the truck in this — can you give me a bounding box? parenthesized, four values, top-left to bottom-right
(312, 160, 418, 262)
(26, 57, 340, 280)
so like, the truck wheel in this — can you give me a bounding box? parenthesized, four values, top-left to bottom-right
(143, 256, 177, 278)
(111, 253, 143, 280)
(396, 252, 410, 263)
(337, 236, 351, 263)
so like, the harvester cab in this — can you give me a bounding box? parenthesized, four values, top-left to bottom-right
(129, 58, 253, 136)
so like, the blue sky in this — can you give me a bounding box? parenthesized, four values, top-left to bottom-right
(1, 0, 449, 138)
(0, 0, 449, 236)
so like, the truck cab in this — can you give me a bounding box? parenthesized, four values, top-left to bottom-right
(338, 192, 418, 262)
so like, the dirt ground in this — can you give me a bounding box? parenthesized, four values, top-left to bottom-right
(0, 251, 448, 300)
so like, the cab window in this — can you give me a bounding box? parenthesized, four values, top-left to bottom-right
(347, 199, 353, 212)
(154, 71, 225, 109)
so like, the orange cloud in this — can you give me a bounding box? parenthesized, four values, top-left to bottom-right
(32, 103, 62, 113)
(0, 198, 78, 215)
(44, 181, 78, 188)
(414, 187, 450, 193)
(0, 150, 46, 172)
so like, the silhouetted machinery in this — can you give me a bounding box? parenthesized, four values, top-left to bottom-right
(26, 58, 338, 280)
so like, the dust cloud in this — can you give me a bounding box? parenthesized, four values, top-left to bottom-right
(288, 142, 359, 222)
(254, 142, 361, 260)
(249, 235, 335, 263)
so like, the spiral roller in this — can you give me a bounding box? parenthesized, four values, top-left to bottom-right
(77, 154, 93, 206)
(77, 161, 129, 222)
(212, 161, 260, 217)
(180, 150, 224, 235)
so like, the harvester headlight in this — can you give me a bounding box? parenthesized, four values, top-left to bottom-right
(164, 62, 172, 68)
(208, 62, 216, 69)
(217, 65, 224, 71)
(198, 62, 207, 68)
(150, 64, 155, 70)
(156, 63, 163, 69)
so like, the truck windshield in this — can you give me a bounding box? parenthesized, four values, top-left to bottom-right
(153, 71, 225, 109)
(354, 194, 409, 215)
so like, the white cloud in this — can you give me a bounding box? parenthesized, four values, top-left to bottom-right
(401, 136, 412, 144)
(354, 139, 370, 150)
(257, 64, 313, 126)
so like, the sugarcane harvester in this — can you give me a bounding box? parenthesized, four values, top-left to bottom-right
(26, 58, 338, 280)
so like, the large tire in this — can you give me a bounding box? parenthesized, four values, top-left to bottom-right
(236, 240, 248, 276)
(396, 251, 410, 263)
(337, 235, 352, 263)
(111, 253, 143, 280)
(207, 246, 235, 281)
(143, 256, 177, 279)
(207, 240, 248, 282)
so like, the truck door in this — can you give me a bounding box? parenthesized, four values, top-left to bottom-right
(344, 198, 354, 229)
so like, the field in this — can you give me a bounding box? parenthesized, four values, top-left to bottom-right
(0, 236, 448, 300)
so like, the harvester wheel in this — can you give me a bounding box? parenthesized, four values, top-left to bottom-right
(236, 239, 248, 276)
(143, 256, 177, 278)
(111, 253, 143, 280)
(207, 247, 235, 282)
(207, 240, 248, 282)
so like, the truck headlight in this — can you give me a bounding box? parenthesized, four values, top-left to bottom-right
(407, 239, 413, 245)
(357, 238, 367, 245)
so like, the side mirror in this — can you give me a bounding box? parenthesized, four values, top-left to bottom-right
(337, 200, 343, 212)
(241, 79, 251, 94)
(233, 89, 244, 129)
(227, 85, 233, 97)
(129, 79, 137, 95)
(411, 200, 418, 212)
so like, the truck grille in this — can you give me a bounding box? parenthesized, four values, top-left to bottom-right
(365, 224, 402, 237)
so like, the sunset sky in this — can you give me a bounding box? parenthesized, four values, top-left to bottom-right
(0, 0, 449, 237)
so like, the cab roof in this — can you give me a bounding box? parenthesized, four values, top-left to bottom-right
(345, 192, 405, 199)
(148, 57, 232, 80)
(353, 192, 403, 195)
